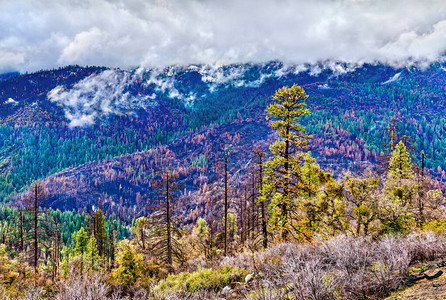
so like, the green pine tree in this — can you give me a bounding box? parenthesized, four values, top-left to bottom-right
(113, 240, 142, 288)
(388, 140, 414, 180)
(260, 84, 311, 242)
(74, 227, 88, 276)
(86, 235, 100, 270)
(381, 141, 417, 233)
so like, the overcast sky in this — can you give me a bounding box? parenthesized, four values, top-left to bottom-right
(1, 0, 446, 73)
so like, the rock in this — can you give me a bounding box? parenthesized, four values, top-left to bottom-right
(245, 273, 254, 283)
(221, 286, 232, 297)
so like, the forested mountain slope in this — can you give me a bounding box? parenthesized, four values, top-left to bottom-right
(2, 62, 446, 222)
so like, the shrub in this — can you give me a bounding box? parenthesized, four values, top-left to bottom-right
(154, 265, 248, 295)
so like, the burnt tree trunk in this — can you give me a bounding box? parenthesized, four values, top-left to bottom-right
(224, 154, 228, 256)
(166, 171, 173, 266)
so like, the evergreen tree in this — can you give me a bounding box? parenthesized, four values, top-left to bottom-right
(223, 154, 229, 256)
(381, 141, 417, 233)
(131, 216, 149, 251)
(261, 84, 311, 241)
(345, 177, 380, 236)
(74, 227, 88, 276)
(192, 218, 210, 258)
(86, 234, 99, 270)
(91, 209, 107, 259)
(74, 227, 88, 255)
(113, 240, 142, 288)
(388, 140, 414, 180)
(300, 153, 331, 237)
(61, 245, 70, 279)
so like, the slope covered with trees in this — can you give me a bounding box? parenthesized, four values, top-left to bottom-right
(0, 82, 445, 299)
(1, 63, 446, 204)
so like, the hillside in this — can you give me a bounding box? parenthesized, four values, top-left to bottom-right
(2, 62, 446, 300)
(2, 62, 446, 221)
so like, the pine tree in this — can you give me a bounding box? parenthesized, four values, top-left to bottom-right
(109, 228, 116, 270)
(92, 209, 107, 259)
(346, 177, 380, 236)
(379, 117, 402, 173)
(192, 218, 210, 258)
(381, 141, 417, 233)
(131, 216, 149, 251)
(261, 84, 311, 241)
(388, 140, 414, 180)
(113, 240, 142, 288)
(300, 153, 328, 236)
(74, 227, 88, 276)
(74, 227, 88, 255)
(86, 235, 99, 270)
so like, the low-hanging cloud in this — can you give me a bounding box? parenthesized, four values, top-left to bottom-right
(48, 69, 143, 127)
(2, 0, 446, 73)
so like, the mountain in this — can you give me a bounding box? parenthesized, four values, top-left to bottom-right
(2, 62, 446, 225)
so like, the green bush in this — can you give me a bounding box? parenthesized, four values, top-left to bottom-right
(154, 265, 247, 294)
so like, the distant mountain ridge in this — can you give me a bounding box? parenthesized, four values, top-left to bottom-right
(1, 62, 446, 224)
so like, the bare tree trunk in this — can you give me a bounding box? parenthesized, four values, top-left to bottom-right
(251, 171, 256, 239)
(224, 154, 228, 256)
(109, 229, 115, 270)
(140, 226, 145, 250)
(283, 125, 290, 240)
(53, 221, 60, 282)
(33, 187, 38, 273)
(239, 190, 245, 245)
(256, 151, 267, 248)
(20, 211, 24, 252)
(245, 186, 250, 241)
(166, 171, 172, 267)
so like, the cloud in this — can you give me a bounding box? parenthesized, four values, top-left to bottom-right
(48, 69, 143, 127)
(0, 50, 25, 69)
(2, 0, 446, 73)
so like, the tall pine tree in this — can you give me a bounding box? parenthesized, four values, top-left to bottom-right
(261, 84, 312, 241)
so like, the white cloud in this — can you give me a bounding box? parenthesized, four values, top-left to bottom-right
(48, 69, 141, 127)
(1, 0, 446, 73)
(0, 50, 25, 68)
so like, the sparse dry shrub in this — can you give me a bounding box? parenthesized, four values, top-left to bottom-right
(338, 235, 410, 299)
(226, 233, 446, 300)
(55, 268, 109, 300)
(288, 258, 337, 300)
(318, 235, 374, 275)
(405, 231, 446, 262)
(21, 285, 45, 300)
(5, 231, 446, 299)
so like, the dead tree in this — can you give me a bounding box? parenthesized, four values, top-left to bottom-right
(147, 170, 183, 270)
(51, 217, 60, 282)
(250, 170, 257, 239)
(239, 186, 247, 245)
(22, 182, 49, 274)
(87, 208, 108, 262)
(224, 154, 228, 256)
(19, 210, 24, 252)
(255, 150, 268, 248)
(379, 117, 402, 173)
(109, 227, 116, 270)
